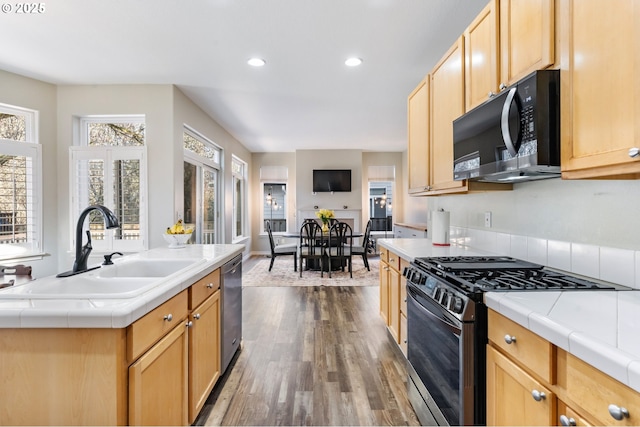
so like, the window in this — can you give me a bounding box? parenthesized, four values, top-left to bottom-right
(184, 128, 221, 244)
(231, 156, 246, 241)
(0, 103, 42, 260)
(71, 116, 147, 253)
(367, 165, 395, 233)
(260, 164, 289, 233)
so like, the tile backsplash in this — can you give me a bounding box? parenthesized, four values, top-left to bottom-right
(450, 227, 639, 289)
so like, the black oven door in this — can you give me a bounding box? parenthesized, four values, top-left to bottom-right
(407, 284, 477, 426)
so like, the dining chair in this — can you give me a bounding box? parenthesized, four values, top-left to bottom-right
(351, 219, 372, 271)
(266, 220, 297, 272)
(326, 221, 353, 278)
(298, 220, 325, 277)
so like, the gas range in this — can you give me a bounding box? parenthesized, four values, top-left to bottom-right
(404, 255, 628, 320)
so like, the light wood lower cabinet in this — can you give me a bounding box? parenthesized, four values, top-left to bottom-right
(379, 246, 409, 355)
(488, 309, 640, 426)
(188, 290, 221, 422)
(129, 321, 189, 426)
(0, 267, 225, 426)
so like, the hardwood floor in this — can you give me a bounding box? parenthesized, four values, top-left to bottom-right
(194, 266, 419, 426)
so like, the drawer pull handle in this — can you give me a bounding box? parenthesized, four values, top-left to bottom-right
(560, 415, 576, 426)
(163, 314, 173, 322)
(185, 321, 193, 328)
(504, 334, 516, 344)
(531, 390, 546, 402)
(206, 282, 214, 289)
(193, 313, 201, 320)
(608, 404, 630, 421)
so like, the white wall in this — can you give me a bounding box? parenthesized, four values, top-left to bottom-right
(0, 70, 58, 278)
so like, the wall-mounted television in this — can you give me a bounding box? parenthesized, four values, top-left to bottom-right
(313, 169, 352, 192)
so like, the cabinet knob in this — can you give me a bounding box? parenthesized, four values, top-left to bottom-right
(185, 320, 193, 328)
(499, 82, 507, 90)
(488, 91, 495, 98)
(163, 314, 173, 322)
(608, 404, 630, 421)
(559, 415, 576, 426)
(629, 147, 640, 158)
(206, 282, 214, 289)
(504, 334, 516, 344)
(531, 390, 546, 402)
(193, 313, 201, 320)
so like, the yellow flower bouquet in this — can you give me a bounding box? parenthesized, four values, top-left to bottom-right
(315, 208, 335, 232)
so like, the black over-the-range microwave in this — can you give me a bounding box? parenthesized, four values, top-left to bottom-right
(453, 69, 560, 183)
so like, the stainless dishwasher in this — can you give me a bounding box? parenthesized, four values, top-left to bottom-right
(221, 254, 242, 372)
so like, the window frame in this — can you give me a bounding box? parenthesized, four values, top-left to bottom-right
(231, 156, 247, 242)
(261, 182, 288, 235)
(183, 126, 222, 244)
(71, 115, 148, 253)
(0, 103, 43, 262)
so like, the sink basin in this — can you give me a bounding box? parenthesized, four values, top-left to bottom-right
(98, 258, 198, 278)
(0, 257, 206, 299)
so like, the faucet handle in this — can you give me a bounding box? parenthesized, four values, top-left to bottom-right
(103, 252, 123, 265)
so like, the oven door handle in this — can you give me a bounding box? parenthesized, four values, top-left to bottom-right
(408, 287, 462, 335)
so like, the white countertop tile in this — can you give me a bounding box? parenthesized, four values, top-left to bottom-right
(0, 244, 244, 329)
(617, 291, 640, 356)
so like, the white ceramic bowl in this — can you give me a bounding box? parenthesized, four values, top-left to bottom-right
(162, 233, 192, 248)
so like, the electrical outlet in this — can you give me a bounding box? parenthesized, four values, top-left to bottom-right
(484, 211, 492, 228)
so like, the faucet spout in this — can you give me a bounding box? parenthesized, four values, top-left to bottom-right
(57, 205, 120, 278)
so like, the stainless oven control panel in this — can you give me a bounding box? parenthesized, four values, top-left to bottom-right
(404, 266, 473, 320)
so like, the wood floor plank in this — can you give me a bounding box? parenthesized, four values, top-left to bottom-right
(198, 283, 420, 426)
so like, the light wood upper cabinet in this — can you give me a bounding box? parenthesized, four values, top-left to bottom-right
(465, 0, 500, 111)
(559, 0, 640, 179)
(500, 0, 555, 86)
(430, 37, 466, 193)
(407, 77, 430, 194)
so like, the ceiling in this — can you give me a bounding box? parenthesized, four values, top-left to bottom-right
(0, 0, 488, 153)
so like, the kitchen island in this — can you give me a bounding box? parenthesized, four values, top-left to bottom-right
(0, 244, 244, 426)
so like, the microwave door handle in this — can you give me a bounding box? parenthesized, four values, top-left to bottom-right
(500, 87, 519, 158)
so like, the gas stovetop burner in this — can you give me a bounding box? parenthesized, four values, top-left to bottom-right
(409, 255, 626, 293)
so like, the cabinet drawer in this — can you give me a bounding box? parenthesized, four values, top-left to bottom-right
(488, 310, 553, 383)
(127, 290, 188, 362)
(190, 268, 220, 309)
(387, 250, 401, 272)
(564, 352, 640, 426)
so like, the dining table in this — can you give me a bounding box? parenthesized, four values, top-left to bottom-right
(281, 230, 364, 272)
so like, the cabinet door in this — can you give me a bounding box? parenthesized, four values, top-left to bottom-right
(129, 322, 189, 426)
(379, 261, 390, 325)
(189, 290, 221, 423)
(557, 400, 594, 426)
(560, 0, 640, 179)
(465, 0, 500, 111)
(430, 37, 466, 193)
(388, 267, 401, 343)
(500, 0, 555, 85)
(486, 346, 555, 426)
(408, 77, 431, 194)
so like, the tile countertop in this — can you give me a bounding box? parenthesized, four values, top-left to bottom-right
(0, 244, 244, 329)
(378, 238, 640, 394)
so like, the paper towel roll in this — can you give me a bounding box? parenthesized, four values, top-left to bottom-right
(432, 209, 450, 246)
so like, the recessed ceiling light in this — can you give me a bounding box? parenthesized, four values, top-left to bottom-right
(345, 57, 363, 67)
(247, 58, 266, 67)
